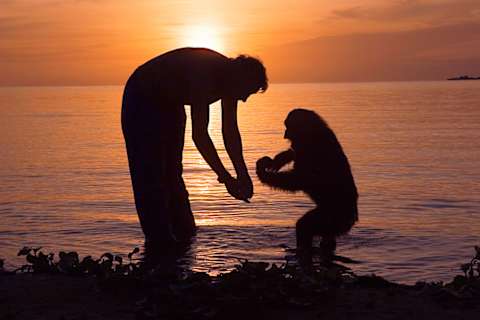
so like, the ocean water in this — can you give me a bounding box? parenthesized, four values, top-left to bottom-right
(0, 82, 479, 283)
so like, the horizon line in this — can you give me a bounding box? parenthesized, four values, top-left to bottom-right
(0, 78, 468, 88)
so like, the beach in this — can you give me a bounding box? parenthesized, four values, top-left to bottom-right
(2, 246, 480, 320)
(2, 268, 479, 320)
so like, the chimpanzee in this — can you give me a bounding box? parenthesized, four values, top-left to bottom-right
(256, 109, 358, 257)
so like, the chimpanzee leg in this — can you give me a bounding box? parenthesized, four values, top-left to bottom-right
(319, 235, 337, 256)
(296, 208, 337, 256)
(295, 209, 320, 250)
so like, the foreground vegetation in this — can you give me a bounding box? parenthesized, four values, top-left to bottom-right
(1, 246, 479, 319)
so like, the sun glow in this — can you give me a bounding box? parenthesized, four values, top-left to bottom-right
(181, 25, 224, 52)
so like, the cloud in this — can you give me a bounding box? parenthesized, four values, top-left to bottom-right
(261, 22, 480, 82)
(0, 16, 50, 37)
(329, 0, 480, 26)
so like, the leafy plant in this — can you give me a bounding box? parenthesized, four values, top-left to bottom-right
(444, 246, 480, 298)
(8, 245, 480, 319)
(460, 246, 480, 279)
(15, 246, 142, 277)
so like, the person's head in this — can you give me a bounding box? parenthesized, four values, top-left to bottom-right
(284, 108, 330, 144)
(227, 55, 268, 102)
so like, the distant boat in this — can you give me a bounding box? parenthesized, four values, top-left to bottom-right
(447, 75, 480, 80)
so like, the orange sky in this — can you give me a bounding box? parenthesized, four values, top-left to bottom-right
(1, 0, 479, 85)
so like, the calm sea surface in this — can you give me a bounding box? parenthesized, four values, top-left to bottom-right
(1, 82, 479, 283)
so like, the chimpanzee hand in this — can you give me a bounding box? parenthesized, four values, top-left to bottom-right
(256, 156, 274, 180)
(256, 156, 273, 171)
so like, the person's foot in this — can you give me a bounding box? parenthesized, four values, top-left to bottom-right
(142, 235, 193, 272)
(144, 226, 178, 247)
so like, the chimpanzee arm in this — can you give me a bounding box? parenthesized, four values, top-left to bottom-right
(256, 168, 304, 192)
(271, 149, 295, 171)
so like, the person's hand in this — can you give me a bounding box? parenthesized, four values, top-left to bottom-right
(223, 176, 247, 202)
(237, 174, 253, 201)
(219, 173, 252, 202)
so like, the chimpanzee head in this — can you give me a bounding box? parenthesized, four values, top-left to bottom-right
(284, 108, 329, 144)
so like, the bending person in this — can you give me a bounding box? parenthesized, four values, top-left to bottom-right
(121, 47, 268, 245)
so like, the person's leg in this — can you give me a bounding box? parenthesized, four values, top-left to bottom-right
(165, 106, 196, 241)
(170, 178, 196, 240)
(124, 132, 175, 242)
(122, 90, 174, 243)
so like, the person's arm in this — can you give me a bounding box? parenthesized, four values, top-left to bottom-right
(221, 98, 253, 200)
(191, 102, 230, 182)
(191, 102, 247, 201)
(256, 157, 303, 192)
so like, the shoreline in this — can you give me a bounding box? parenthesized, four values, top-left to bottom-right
(1, 270, 479, 320)
(1, 247, 479, 319)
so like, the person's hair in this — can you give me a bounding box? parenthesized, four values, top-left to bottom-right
(232, 55, 268, 93)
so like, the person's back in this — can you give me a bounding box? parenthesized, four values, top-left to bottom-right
(127, 48, 228, 106)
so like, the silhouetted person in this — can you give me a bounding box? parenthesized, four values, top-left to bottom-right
(256, 109, 358, 259)
(122, 47, 268, 245)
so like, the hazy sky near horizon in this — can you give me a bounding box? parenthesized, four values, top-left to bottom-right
(1, 0, 480, 85)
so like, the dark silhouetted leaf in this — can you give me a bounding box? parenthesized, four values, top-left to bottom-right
(101, 253, 114, 261)
(26, 254, 36, 264)
(18, 247, 31, 256)
(32, 247, 42, 254)
(128, 247, 140, 260)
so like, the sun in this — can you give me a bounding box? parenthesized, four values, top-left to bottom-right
(181, 25, 224, 52)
